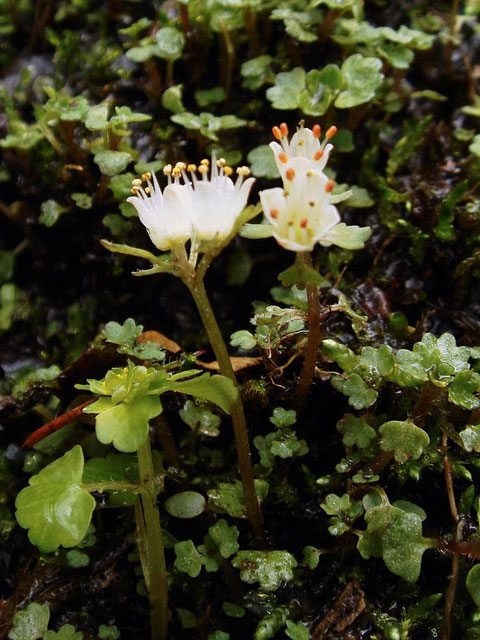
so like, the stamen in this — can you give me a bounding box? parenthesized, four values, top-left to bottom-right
(142, 172, 152, 181)
(314, 150, 324, 161)
(132, 178, 142, 186)
(278, 153, 288, 164)
(172, 167, 182, 179)
(187, 164, 197, 173)
(300, 218, 308, 228)
(224, 166, 233, 176)
(286, 168, 295, 181)
(145, 187, 151, 194)
(216, 158, 226, 168)
(131, 186, 141, 194)
(198, 165, 209, 175)
(163, 164, 172, 175)
(270, 208, 279, 219)
(326, 179, 335, 192)
(313, 124, 321, 138)
(175, 162, 186, 171)
(236, 166, 251, 177)
(272, 126, 282, 140)
(200, 158, 210, 166)
(326, 126, 337, 139)
(280, 122, 289, 137)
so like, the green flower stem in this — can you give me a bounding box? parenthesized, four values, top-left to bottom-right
(82, 480, 142, 493)
(137, 438, 168, 640)
(295, 252, 322, 408)
(187, 275, 265, 545)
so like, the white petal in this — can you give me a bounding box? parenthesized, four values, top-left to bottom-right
(259, 187, 288, 226)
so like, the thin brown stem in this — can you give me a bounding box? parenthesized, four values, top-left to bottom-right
(296, 253, 322, 408)
(441, 433, 462, 640)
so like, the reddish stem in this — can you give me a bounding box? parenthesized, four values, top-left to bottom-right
(22, 399, 96, 448)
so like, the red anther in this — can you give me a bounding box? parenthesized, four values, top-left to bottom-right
(326, 179, 335, 192)
(300, 218, 308, 228)
(272, 126, 282, 140)
(278, 153, 288, 164)
(314, 150, 324, 161)
(270, 208, 279, 219)
(326, 125, 337, 139)
(280, 122, 289, 137)
(286, 168, 295, 181)
(312, 124, 321, 138)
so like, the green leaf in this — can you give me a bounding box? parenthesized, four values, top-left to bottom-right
(161, 85, 185, 114)
(71, 193, 93, 209)
(270, 407, 296, 428)
(94, 151, 132, 177)
(459, 424, 480, 452)
(247, 145, 280, 179)
(164, 491, 206, 519)
(98, 626, 120, 640)
(208, 519, 239, 558)
(85, 395, 162, 452)
(266, 68, 305, 110)
(230, 330, 257, 350)
(164, 372, 238, 414)
(285, 620, 309, 640)
(378, 43, 414, 69)
(84, 103, 109, 131)
(448, 370, 480, 409)
(470, 134, 480, 157)
(15, 446, 95, 553)
(208, 480, 268, 518)
(337, 414, 376, 449)
(44, 625, 83, 640)
(386, 116, 432, 178)
(335, 55, 383, 108)
(232, 550, 297, 591)
(8, 603, 50, 640)
(39, 200, 68, 227)
(241, 55, 273, 90)
(103, 318, 143, 348)
(331, 373, 378, 409)
(278, 262, 323, 288)
(467, 565, 480, 607)
(174, 540, 202, 577)
(207, 632, 229, 640)
(321, 223, 372, 249)
(65, 550, 89, 568)
(154, 27, 185, 61)
(434, 180, 468, 242)
(357, 502, 429, 582)
(379, 420, 429, 462)
(195, 86, 226, 107)
(179, 400, 221, 437)
(321, 493, 351, 515)
(222, 602, 245, 618)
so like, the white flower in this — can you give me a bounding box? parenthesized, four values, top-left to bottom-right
(260, 156, 340, 252)
(259, 123, 371, 253)
(270, 121, 337, 181)
(127, 157, 255, 252)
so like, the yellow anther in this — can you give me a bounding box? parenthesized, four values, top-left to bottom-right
(145, 187, 151, 194)
(172, 167, 181, 178)
(187, 164, 197, 172)
(198, 164, 209, 174)
(163, 164, 172, 175)
(200, 158, 210, 166)
(224, 166, 233, 176)
(132, 178, 142, 186)
(216, 157, 226, 168)
(236, 166, 251, 177)
(131, 186, 141, 194)
(175, 161, 186, 171)
(142, 172, 151, 181)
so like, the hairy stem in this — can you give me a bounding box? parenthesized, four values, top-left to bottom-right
(187, 276, 265, 544)
(296, 253, 322, 408)
(137, 438, 168, 640)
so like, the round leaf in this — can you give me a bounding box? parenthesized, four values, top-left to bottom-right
(165, 491, 206, 519)
(15, 446, 95, 553)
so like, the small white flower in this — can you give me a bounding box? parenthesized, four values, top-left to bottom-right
(270, 121, 337, 181)
(259, 122, 371, 253)
(260, 156, 340, 252)
(127, 158, 255, 252)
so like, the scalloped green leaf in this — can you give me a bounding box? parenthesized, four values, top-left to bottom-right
(379, 420, 429, 462)
(335, 54, 383, 108)
(8, 603, 50, 640)
(15, 446, 95, 553)
(232, 550, 297, 591)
